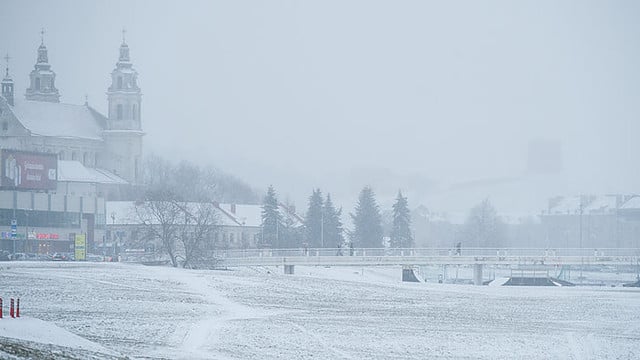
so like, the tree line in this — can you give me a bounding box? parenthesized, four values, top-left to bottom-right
(259, 185, 414, 250)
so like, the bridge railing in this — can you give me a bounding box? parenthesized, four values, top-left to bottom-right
(211, 247, 640, 259)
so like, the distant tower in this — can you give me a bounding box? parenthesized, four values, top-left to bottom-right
(1, 53, 14, 106)
(103, 30, 144, 184)
(25, 29, 60, 102)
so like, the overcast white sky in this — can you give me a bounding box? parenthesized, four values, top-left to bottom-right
(2, 0, 639, 214)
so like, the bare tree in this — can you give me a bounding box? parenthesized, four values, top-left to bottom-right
(176, 202, 219, 269)
(134, 191, 182, 267)
(462, 198, 506, 248)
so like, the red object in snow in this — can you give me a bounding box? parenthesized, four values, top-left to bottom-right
(0, 298, 3, 318)
(16, 298, 19, 318)
(9, 298, 14, 318)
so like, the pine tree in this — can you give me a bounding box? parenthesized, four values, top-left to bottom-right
(323, 193, 344, 249)
(350, 186, 383, 248)
(390, 190, 413, 248)
(304, 188, 324, 248)
(261, 185, 282, 248)
(279, 201, 304, 248)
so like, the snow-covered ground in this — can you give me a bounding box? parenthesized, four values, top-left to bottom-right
(0, 261, 639, 359)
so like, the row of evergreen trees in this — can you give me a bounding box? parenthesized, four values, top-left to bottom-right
(260, 185, 413, 249)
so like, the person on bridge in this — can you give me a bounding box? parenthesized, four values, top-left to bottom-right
(455, 242, 461, 256)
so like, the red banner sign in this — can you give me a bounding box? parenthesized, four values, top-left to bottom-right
(1, 149, 58, 190)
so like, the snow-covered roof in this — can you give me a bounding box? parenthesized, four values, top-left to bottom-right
(208, 203, 303, 228)
(548, 195, 619, 215)
(58, 160, 127, 184)
(216, 203, 263, 227)
(10, 100, 106, 140)
(621, 196, 640, 210)
(106, 201, 304, 228)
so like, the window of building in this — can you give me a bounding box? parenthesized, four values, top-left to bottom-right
(117, 77, 123, 89)
(59, 151, 65, 160)
(35, 78, 41, 90)
(71, 151, 77, 161)
(117, 104, 123, 120)
(2, 121, 7, 131)
(132, 104, 137, 120)
(83, 152, 88, 166)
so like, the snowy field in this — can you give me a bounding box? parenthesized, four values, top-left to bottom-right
(0, 262, 639, 359)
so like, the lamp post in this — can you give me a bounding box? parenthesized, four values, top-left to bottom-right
(110, 212, 116, 258)
(579, 200, 584, 282)
(24, 209, 29, 253)
(320, 209, 324, 249)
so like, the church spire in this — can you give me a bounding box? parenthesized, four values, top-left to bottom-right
(107, 30, 141, 128)
(118, 28, 130, 63)
(3, 53, 10, 79)
(1, 53, 14, 106)
(25, 28, 60, 103)
(37, 28, 48, 64)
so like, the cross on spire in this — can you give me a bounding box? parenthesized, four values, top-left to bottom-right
(122, 28, 127, 44)
(3, 53, 10, 77)
(40, 28, 45, 45)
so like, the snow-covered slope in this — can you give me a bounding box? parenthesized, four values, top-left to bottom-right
(0, 262, 638, 359)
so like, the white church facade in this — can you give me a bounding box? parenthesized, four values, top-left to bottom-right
(0, 35, 143, 183)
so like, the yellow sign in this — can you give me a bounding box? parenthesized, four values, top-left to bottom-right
(74, 234, 86, 261)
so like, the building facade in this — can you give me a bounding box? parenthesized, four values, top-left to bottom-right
(540, 194, 640, 249)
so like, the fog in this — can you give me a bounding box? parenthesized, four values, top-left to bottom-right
(2, 0, 639, 214)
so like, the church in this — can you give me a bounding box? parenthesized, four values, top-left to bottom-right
(0, 32, 144, 255)
(0, 32, 143, 183)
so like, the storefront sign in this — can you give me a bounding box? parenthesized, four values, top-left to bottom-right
(74, 234, 86, 261)
(36, 233, 60, 240)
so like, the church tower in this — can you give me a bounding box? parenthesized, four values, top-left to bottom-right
(1, 54, 14, 106)
(102, 31, 144, 184)
(25, 30, 60, 102)
(106, 31, 142, 131)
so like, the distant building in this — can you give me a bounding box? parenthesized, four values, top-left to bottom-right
(540, 194, 640, 249)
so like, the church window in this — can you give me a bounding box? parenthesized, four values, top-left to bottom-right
(83, 152, 88, 166)
(117, 104, 123, 120)
(2, 121, 7, 131)
(71, 152, 77, 161)
(59, 151, 65, 160)
(117, 77, 123, 89)
(132, 104, 137, 120)
(35, 78, 41, 90)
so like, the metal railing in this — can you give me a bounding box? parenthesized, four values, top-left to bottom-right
(213, 247, 640, 258)
(213, 247, 640, 267)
